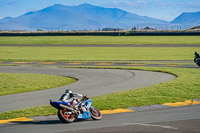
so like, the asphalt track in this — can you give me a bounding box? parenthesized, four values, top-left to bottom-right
(1, 104, 200, 133)
(1, 60, 199, 68)
(0, 66, 175, 112)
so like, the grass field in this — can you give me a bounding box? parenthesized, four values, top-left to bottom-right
(0, 66, 200, 119)
(0, 47, 198, 61)
(0, 36, 200, 45)
(0, 73, 76, 96)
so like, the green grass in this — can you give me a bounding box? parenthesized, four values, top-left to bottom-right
(91, 66, 200, 110)
(0, 73, 76, 96)
(0, 66, 200, 119)
(0, 36, 200, 45)
(0, 47, 198, 61)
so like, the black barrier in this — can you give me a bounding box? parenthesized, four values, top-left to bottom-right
(0, 32, 124, 36)
(128, 32, 200, 36)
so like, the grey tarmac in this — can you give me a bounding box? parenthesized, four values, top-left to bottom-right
(1, 60, 199, 69)
(1, 104, 199, 133)
(0, 66, 175, 112)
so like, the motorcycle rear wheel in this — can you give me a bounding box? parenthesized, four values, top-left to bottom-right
(57, 109, 75, 123)
(89, 107, 102, 120)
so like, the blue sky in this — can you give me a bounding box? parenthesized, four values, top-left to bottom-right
(0, 0, 200, 21)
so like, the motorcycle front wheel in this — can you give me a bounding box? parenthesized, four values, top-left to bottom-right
(57, 109, 75, 123)
(89, 107, 102, 120)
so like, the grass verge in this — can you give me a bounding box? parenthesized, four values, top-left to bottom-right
(0, 66, 199, 120)
(0, 36, 200, 45)
(0, 47, 198, 61)
(0, 73, 76, 96)
(91, 66, 200, 109)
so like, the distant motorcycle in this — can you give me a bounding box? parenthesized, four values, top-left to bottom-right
(194, 52, 200, 67)
(50, 97, 102, 123)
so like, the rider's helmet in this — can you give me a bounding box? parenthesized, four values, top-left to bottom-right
(65, 89, 74, 98)
(65, 89, 72, 94)
(195, 52, 200, 58)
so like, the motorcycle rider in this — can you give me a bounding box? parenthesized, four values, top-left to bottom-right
(194, 51, 200, 66)
(194, 51, 200, 58)
(59, 89, 87, 111)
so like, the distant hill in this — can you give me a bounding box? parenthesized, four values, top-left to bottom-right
(171, 11, 200, 25)
(188, 26, 200, 31)
(0, 3, 168, 31)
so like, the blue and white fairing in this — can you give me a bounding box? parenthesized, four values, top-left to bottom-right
(77, 99, 92, 119)
(50, 101, 70, 109)
(50, 99, 93, 119)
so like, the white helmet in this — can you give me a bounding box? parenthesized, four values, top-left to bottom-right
(65, 89, 72, 94)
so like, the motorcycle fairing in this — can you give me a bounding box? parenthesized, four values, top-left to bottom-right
(50, 101, 70, 109)
(82, 99, 92, 110)
(77, 111, 91, 119)
(77, 99, 92, 119)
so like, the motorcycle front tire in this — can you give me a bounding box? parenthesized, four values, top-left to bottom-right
(57, 109, 75, 123)
(89, 107, 102, 120)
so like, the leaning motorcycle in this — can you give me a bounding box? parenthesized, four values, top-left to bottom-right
(50, 97, 102, 123)
(194, 52, 200, 67)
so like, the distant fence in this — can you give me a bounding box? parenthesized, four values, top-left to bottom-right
(0, 31, 200, 36)
(128, 31, 200, 36)
(0, 31, 124, 36)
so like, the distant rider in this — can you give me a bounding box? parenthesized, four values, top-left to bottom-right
(59, 89, 87, 110)
(194, 51, 200, 59)
(194, 51, 200, 66)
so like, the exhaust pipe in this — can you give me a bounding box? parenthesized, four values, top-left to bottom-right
(59, 104, 74, 111)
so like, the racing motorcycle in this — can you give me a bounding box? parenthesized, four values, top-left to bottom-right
(50, 97, 102, 123)
(194, 52, 200, 67)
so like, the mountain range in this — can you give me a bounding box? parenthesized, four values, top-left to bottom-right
(0, 3, 199, 31)
(171, 11, 200, 25)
